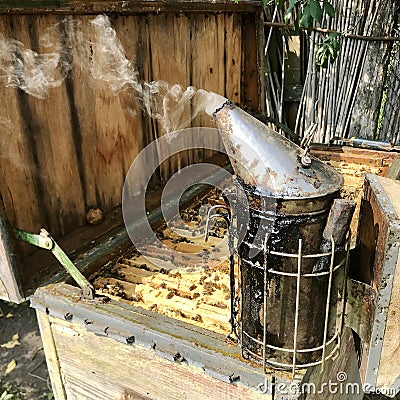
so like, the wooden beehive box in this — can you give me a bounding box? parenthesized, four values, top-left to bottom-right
(0, 0, 264, 303)
(1, 2, 400, 399)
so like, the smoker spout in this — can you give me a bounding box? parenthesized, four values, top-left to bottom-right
(213, 102, 343, 198)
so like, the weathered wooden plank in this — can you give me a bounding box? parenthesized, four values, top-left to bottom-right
(191, 13, 225, 161)
(88, 16, 138, 213)
(11, 14, 86, 237)
(374, 177, 400, 391)
(36, 311, 67, 400)
(62, 15, 98, 210)
(225, 13, 242, 106)
(112, 16, 146, 180)
(65, 15, 147, 211)
(241, 13, 260, 112)
(0, 200, 23, 302)
(148, 13, 191, 181)
(48, 315, 267, 400)
(0, 0, 261, 15)
(0, 16, 45, 255)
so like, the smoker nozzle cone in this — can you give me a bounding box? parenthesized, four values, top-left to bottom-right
(213, 102, 343, 199)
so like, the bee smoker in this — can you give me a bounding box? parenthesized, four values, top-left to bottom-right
(212, 102, 349, 373)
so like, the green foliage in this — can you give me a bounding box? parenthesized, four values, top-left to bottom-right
(268, 0, 340, 67)
(316, 33, 341, 67)
(323, 0, 335, 18)
(271, 0, 335, 29)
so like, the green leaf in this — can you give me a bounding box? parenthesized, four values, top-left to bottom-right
(284, 0, 298, 23)
(323, 0, 335, 18)
(284, 10, 293, 24)
(299, 5, 313, 28)
(332, 40, 341, 52)
(309, 0, 323, 23)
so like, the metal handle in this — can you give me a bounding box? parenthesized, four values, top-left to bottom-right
(14, 228, 94, 299)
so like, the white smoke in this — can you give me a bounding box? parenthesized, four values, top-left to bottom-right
(0, 24, 71, 99)
(0, 15, 227, 133)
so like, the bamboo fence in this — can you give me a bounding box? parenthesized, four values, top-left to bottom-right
(264, 0, 399, 144)
(379, 40, 400, 144)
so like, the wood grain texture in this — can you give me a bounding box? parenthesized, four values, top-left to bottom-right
(0, 0, 261, 15)
(0, 12, 257, 236)
(225, 13, 242, 107)
(36, 311, 67, 400)
(148, 13, 191, 181)
(191, 13, 225, 161)
(374, 177, 400, 389)
(48, 315, 267, 400)
(0, 200, 23, 302)
(0, 10, 260, 298)
(241, 13, 259, 112)
(22, 15, 86, 237)
(0, 16, 46, 255)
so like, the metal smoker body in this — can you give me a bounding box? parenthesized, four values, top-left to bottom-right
(213, 102, 346, 371)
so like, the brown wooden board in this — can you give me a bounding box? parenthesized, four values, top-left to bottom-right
(32, 283, 279, 400)
(41, 313, 268, 400)
(0, 8, 262, 302)
(376, 177, 400, 391)
(30, 284, 375, 399)
(0, 0, 261, 14)
(353, 175, 400, 395)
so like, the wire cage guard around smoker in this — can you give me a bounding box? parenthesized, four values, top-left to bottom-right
(206, 186, 350, 378)
(234, 235, 349, 377)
